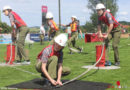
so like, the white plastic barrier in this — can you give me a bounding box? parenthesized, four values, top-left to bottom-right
(0, 34, 12, 44)
(25, 34, 34, 44)
(0, 34, 34, 44)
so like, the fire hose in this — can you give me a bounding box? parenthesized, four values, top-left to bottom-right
(8, 42, 105, 88)
(7, 42, 13, 64)
(7, 30, 16, 64)
(7, 33, 105, 88)
(56, 42, 105, 87)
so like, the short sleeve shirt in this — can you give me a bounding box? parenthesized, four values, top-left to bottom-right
(40, 45, 63, 64)
(8, 12, 15, 24)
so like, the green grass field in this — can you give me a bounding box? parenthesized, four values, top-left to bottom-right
(0, 38, 130, 90)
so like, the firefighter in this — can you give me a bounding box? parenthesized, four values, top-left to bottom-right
(65, 16, 83, 54)
(35, 33, 71, 86)
(39, 24, 45, 45)
(96, 3, 121, 66)
(3, 5, 30, 65)
(46, 12, 60, 40)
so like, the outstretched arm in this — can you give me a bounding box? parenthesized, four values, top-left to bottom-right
(60, 23, 71, 27)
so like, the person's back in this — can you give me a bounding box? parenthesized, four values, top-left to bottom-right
(9, 11, 27, 28)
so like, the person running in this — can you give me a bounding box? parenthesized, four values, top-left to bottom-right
(96, 3, 121, 66)
(63, 16, 83, 54)
(36, 33, 71, 86)
(3, 5, 30, 65)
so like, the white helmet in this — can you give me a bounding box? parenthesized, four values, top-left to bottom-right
(71, 16, 77, 19)
(54, 33, 68, 46)
(106, 9, 110, 12)
(46, 12, 53, 19)
(96, 3, 105, 10)
(3, 5, 12, 11)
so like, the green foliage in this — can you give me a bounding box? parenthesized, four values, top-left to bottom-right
(119, 21, 130, 25)
(127, 27, 130, 33)
(104, 0, 118, 16)
(80, 26, 87, 33)
(87, 0, 118, 16)
(0, 22, 12, 33)
(81, 22, 97, 33)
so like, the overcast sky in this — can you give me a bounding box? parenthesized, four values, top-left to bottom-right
(0, 0, 130, 27)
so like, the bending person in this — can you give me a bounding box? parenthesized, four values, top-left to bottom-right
(3, 5, 30, 64)
(36, 33, 71, 86)
(96, 3, 121, 66)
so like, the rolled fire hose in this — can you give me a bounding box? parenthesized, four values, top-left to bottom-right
(56, 42, 105, 87)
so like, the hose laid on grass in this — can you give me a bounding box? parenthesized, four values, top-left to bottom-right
(9, 42, 105, 88)
(56, 42, 105, 88)
(11, 66, 40, 76)
(7, 34, 105, 88)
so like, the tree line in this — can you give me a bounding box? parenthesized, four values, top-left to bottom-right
(0, 22, 12, 33)
(1, 0, 130, 34)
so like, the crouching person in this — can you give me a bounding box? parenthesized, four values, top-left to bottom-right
(35, 33, 71, 86)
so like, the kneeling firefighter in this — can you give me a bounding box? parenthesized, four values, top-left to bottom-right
(35, 33, 71, 86)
